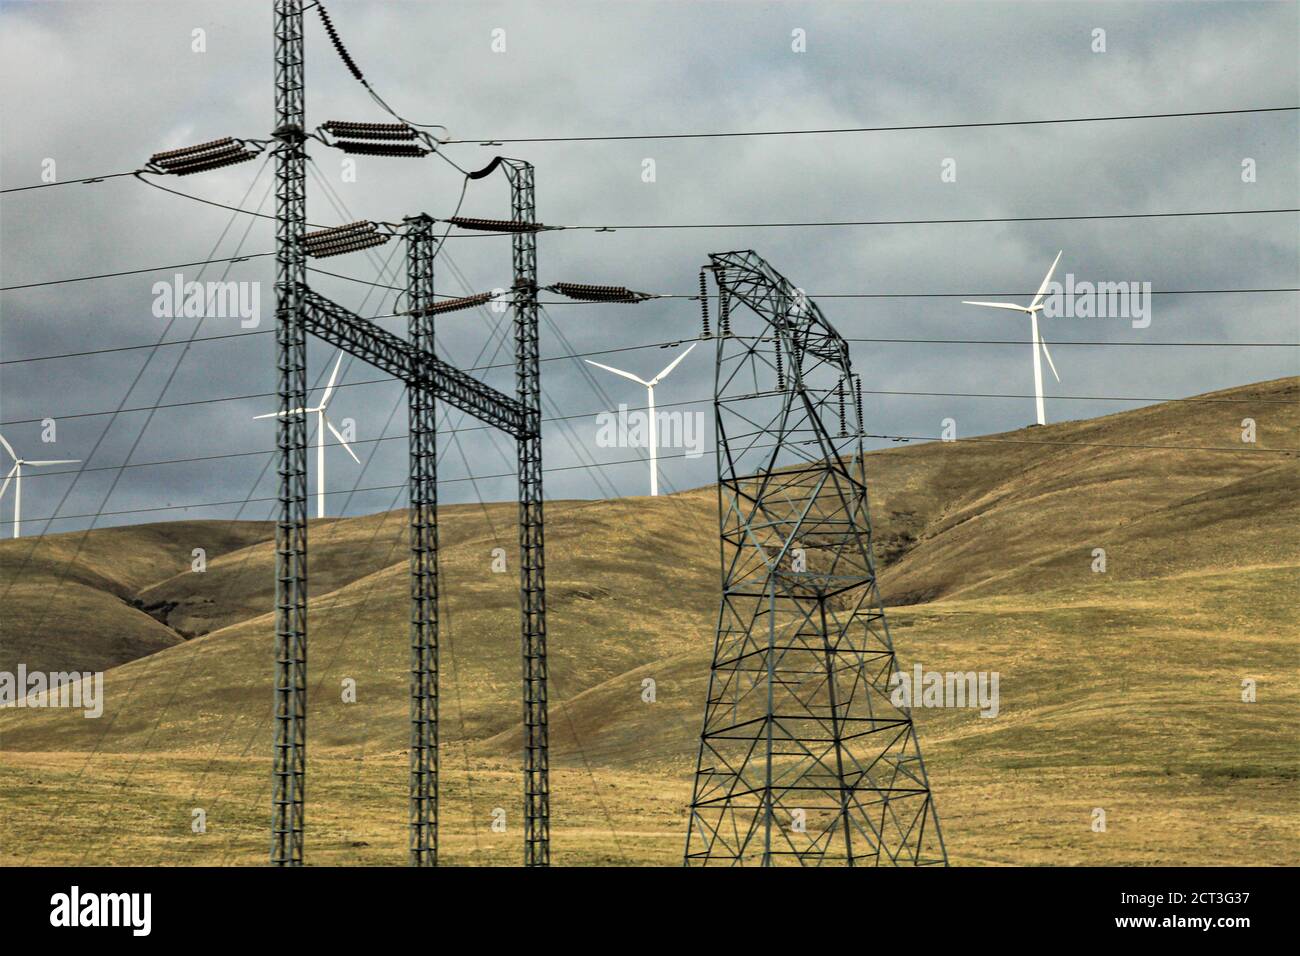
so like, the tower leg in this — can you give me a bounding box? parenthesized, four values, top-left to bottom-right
(517, 430, 547, 865)
(406, 216, 439, 865)
(507, 160, 550, 866)
(271, 0, 308, 867)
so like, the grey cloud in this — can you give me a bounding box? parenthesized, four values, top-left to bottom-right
(0, 0, 1295, 534)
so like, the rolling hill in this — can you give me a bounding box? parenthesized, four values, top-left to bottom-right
(1, 376, 1296, 866)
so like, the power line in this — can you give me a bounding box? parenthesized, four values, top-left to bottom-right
(4, 376, 1292, 432)
(7, 213, 1296, 294)
(0, 171, 137, 194)
(543, 207, 1299, 233)
(302, 265, 1300, 300)
(12, 378, 1296, 481)
(11, 206, 1297, 293)
(770, 288, 1300, 300)
(0, 156, 276, 599)
(3, 106, 1295, 195)
(4, 326, 1295, 370)
(442, 105, 1300, 144)
(0, 329, 275, 364)
(11, 427, 1294, 527)
(843, 337, 1298, 347)
(0, 252, 275, 292)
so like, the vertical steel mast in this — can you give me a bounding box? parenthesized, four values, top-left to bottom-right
(271, 0, 309, 867)
(503, 159, 550, 866)
(406, 215, 439, 865)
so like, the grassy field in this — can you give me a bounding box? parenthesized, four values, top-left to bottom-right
(1, 377, 1296, 865)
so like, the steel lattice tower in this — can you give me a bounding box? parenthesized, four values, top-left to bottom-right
(268, 0, 548, 866)
(503, 159, 550, 866)
(406, 214, 438, 865)
(684, 250, 948, 866)
(271, 0, 309, 867)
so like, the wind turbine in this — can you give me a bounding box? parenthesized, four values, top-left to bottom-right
(0, 432, 80, 539)
(963, 250, 1063, 426)
(586, 342, 696, 496)
(255, 351, 360, 518)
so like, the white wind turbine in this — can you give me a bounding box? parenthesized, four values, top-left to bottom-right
(586, 342, 696, 497)
(963, 250, 1063, 426)
(0, 432, 80, 539)
(254, 351, 360, 518)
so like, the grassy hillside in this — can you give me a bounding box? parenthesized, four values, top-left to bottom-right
(1, 377, 1296, 865)
(0, 520, 276, 674)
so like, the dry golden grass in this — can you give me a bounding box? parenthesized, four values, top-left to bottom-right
(1, 377, 1296, 865)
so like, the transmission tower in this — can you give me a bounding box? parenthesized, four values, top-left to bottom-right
(145, 0, 676, 869)
(266, 0, 549, 866)
(684, 250, 948, 866)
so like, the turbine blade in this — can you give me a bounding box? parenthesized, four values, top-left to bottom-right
(253, 408, 306, 419)
(0, 432, 14, 461)
(320, 352, 345, 407)
(25, 460, 80, 466)
(584, 359, 650, 386)
(650, 342, 697, 385)
(961, 301, 1029, 313)
(1030, 250, 1063, 310)
(0, 465, 15, 500)
(326, 418, 361, 464)
(1039, 332, 1061, 382)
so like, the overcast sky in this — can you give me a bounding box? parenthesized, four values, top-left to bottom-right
(1, 0, 1296, 535)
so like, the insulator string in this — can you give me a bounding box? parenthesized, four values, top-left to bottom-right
(698, 271, 711, 339)
(854, 373, 864, 434)
(837, 376, 848, 436)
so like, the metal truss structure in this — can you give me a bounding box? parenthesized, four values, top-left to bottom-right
(503, 158, 551, 866)
(271, 0, 548, 867)
(684, 250, 948, 866)
(271, 0, 309, 867)
(406, 213, 438, 865)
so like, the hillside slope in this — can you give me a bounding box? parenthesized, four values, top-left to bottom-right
(0, 520, 276, 673)
(0, 377, 1295, 865)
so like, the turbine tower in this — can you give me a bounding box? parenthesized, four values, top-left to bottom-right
(586, 343, 696, 496)
(0, 433, 80, 539)
(255, 351, 359, 518)
(963, 250, 1063, 425)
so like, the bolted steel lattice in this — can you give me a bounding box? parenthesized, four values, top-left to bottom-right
(268, 0, 549, 868)
(684, 249, 948, 867)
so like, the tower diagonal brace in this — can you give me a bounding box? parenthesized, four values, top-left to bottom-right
(298, 287, 525, 438)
